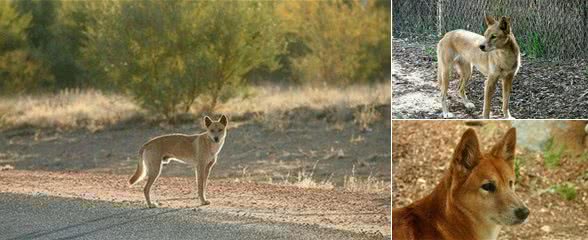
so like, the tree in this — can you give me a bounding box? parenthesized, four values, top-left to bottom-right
(0, 1, 52, 94)
(83, 1, 285, 118)
(277, 0, 390, 85)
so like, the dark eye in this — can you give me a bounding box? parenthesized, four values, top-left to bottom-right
(490, 34, 497, 39)
(481, 182, 496, 192)
(509, 180, 514, 188)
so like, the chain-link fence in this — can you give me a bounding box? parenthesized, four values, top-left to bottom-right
(394, 0, 588, 59)
(392, 0, 438, 37)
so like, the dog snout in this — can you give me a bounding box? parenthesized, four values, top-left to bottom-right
(514, 207, 530, 220)
(479, 44, 486, 51)
(213, 137, 219, 142)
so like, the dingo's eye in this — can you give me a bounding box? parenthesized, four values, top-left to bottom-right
(509, 180, 514, 188)
(490, 34, 497, 39)
(481, 182, 496, 192)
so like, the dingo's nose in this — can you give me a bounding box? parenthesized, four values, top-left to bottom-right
(479, 45, 486, 51)
(213, 137, 219, 142)
(515, 207, 529, 220)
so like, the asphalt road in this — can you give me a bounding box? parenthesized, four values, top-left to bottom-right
(0, 193, 377, 240)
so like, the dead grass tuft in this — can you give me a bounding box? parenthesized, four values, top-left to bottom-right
(0, 89, 141, 131)
(0, 82, 389, 130)
(217, 82, 390, 116)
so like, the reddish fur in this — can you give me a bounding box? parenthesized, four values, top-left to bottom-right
(393, 128, 522, 240)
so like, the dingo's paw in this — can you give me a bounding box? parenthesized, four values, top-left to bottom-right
(441, 112, 455, 119)
(201, 200, 211, 205)
(147, 203, 159, 208)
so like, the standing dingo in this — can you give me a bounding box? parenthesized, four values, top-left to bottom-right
(129, 115, 228, 208)
(438, 16, 520, 119)
(392, 128, 529, 240)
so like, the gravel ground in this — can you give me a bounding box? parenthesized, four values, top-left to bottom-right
(392, 37, 588, 119)
(0, 193, 377, 240)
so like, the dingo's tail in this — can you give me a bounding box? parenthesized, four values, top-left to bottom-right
(129, 150, 146, 186)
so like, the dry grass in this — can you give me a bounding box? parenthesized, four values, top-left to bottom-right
(0, 82, 390, 130)
(0, 89, 141, 131)
(344, 165, 388, 193)
(274, 160, 388, 193)
(217, 82, 390, 116)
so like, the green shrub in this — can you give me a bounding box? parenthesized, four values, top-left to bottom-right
(543, 138, 564, 168)
(83, 1, 284, 118)
(551, 182, 577, 201)
(521, 32, 545, 58)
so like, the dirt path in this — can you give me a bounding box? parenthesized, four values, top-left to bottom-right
(0, 170, 390, 238)
(392, 38, 588, 119)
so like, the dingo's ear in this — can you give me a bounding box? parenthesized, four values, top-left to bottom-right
(204, 116, 213, 128)
(485, 16, 496, 26)
(452, 129, 482, 174)
(219, 114, 228, 127)
(499, 16, 511, 34)
(491, 128, 516, 164)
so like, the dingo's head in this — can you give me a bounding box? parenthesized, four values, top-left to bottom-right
(204, 115, 228, 143)
(449, 128, 529, 226)
(479, 16, 512, 52)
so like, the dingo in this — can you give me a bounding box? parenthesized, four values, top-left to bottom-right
(438, 16, 520, 119)
(392, 128, 529, 240)
(129, 115, 228, 208)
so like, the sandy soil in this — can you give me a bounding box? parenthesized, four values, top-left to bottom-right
(392, 121, 588, 239)
(392, 37, 588, 119)
(0, 170, 390, 238)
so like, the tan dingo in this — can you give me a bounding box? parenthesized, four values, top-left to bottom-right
(438, 16, 520, 119)
(392, 128, 529, 240)
(129, 115, 228, 208)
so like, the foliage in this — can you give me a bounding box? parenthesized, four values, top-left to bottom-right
(550, 182, 577, 201)
(543, 138, 564, 168)
(83, 1, 284, 118)
(277, 0, 390, 85)
(0, 1, 53, 94)
(521, 32, 545, 59)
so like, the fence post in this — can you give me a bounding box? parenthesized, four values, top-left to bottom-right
(584, 0, 587, 58)
(437, 0, 444, 37)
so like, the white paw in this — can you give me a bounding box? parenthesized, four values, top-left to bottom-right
(200, 200, 210, 206)
(441, 112, 455, 119)
(148, 203, 159, 208)
(465, 102, 475, 109)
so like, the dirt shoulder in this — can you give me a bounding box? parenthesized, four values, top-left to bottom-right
(0, 104, 390, 186)
(0, 170, 390, 238)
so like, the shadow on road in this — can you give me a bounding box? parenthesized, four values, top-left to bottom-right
(7, 208, 180, 240)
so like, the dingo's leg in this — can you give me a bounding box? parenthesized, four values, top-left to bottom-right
(483, 75, 500, 119)
(456, 61, 475, 109)
(143, 151, 162, 208)
(502, 74, 515, 119)
(196, 163, 210, 205)
(438, 46, 454, 118)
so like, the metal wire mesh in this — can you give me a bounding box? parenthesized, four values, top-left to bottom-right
(392, 0, 438, 37)
(394, 0, 588, 58)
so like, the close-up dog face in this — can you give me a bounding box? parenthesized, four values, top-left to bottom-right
(480, 16, 512, 52)
(204, 115, 228, 143)
(451, 128, 530, 226)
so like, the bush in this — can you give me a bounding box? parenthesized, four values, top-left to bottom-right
(83, 1, 284, 118)
(0, 1, 53, 94)
(277, 0, 390, 85)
